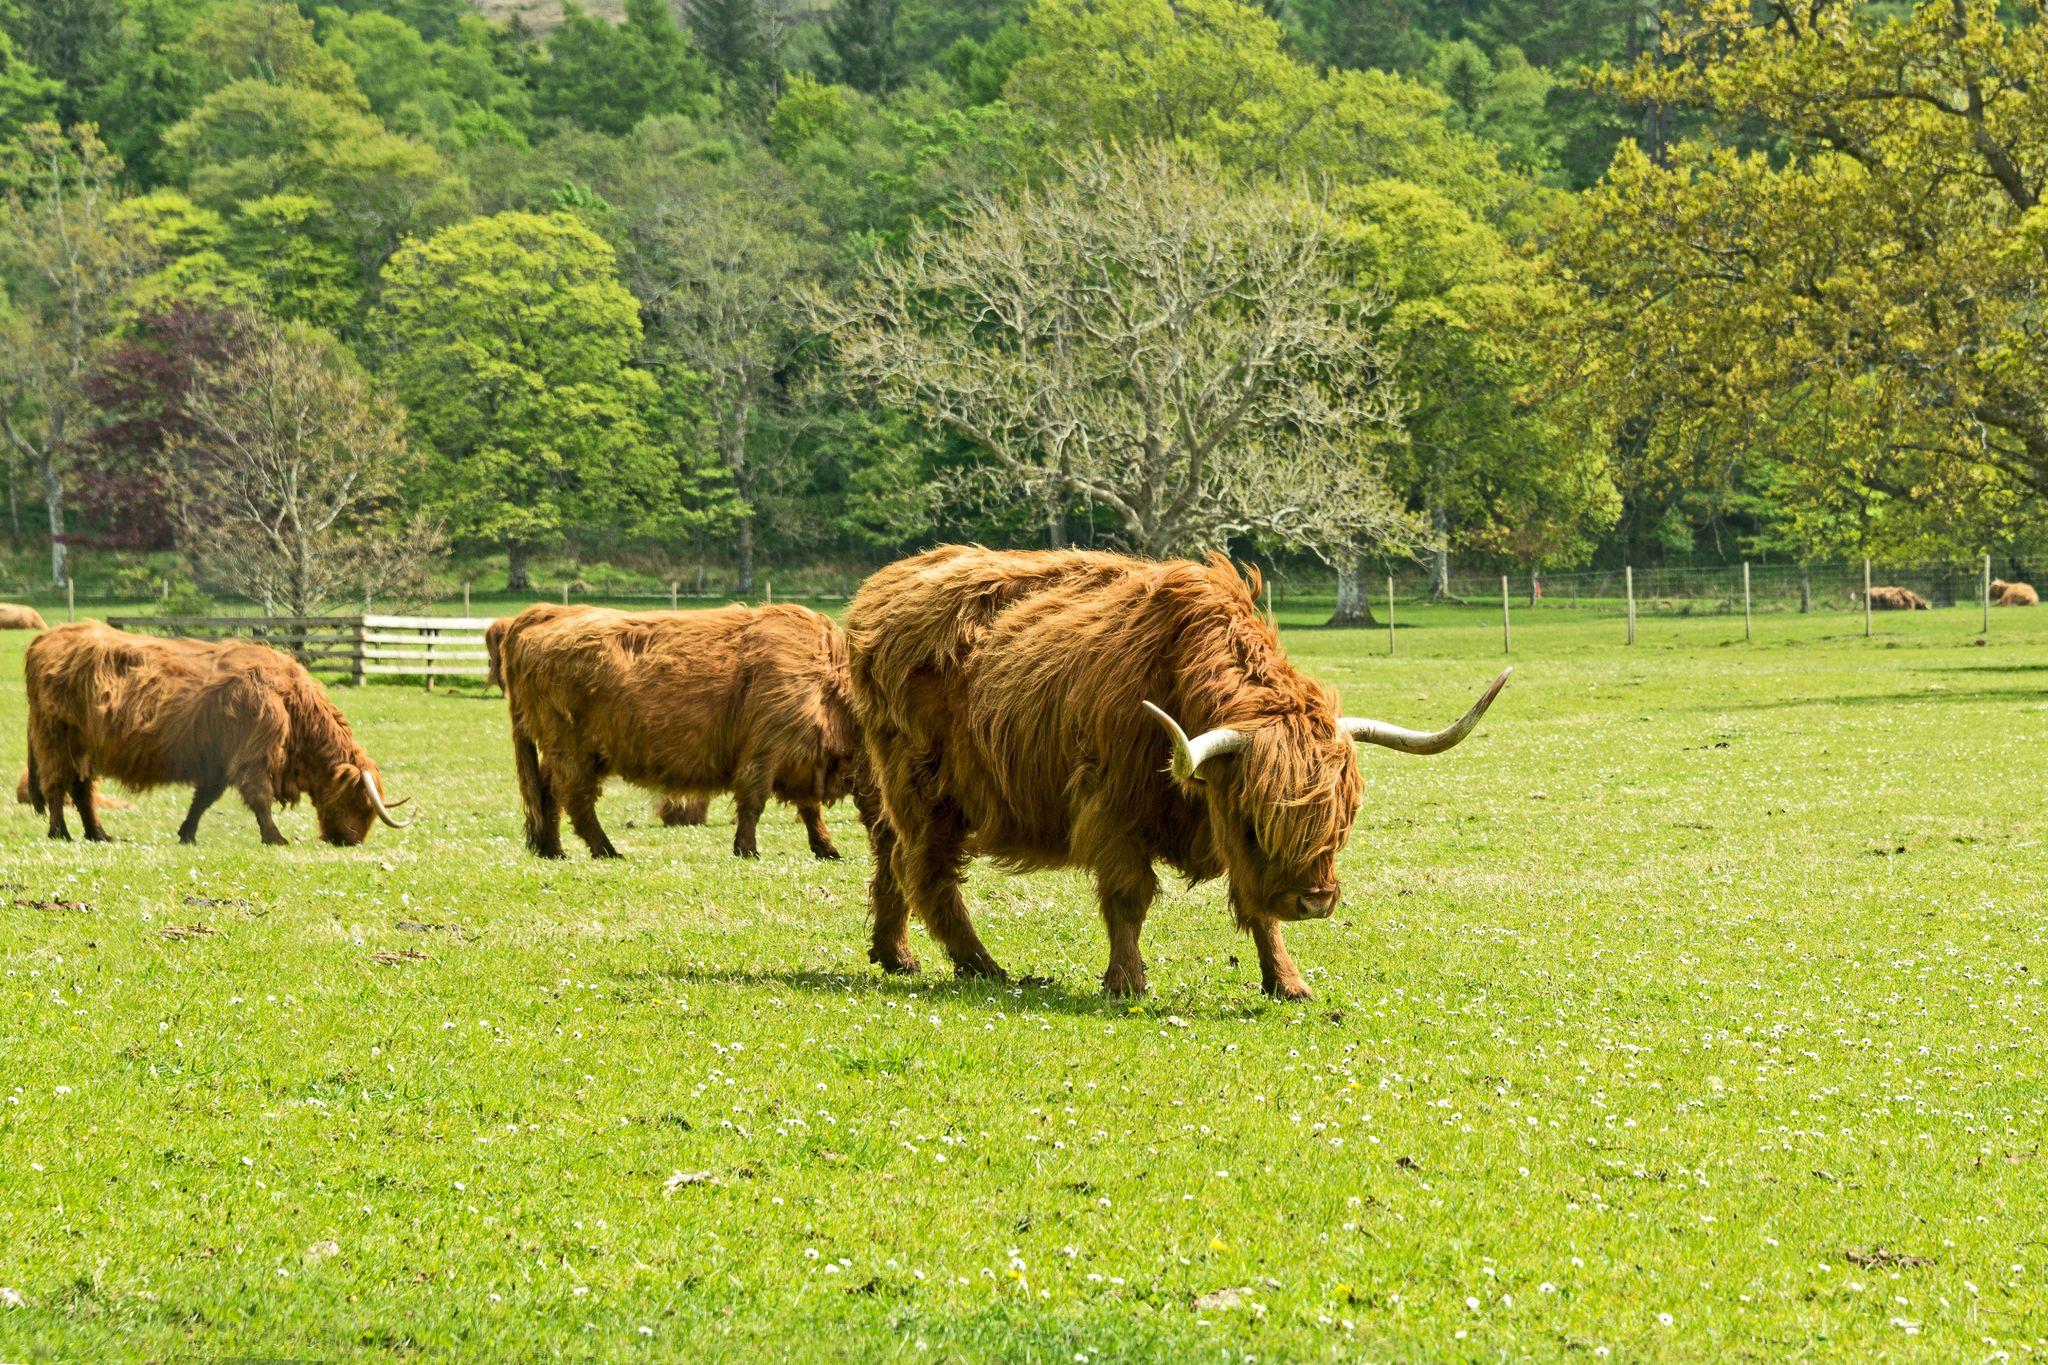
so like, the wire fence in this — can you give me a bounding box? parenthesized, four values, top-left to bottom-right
(2, 556, 2035, 658)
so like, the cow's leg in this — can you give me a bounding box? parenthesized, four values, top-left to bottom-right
(1247, 916, 1312, 1002)
(553, 758, 619, 859)
(178, 777, 228, 845)
(864, 811, 918, 974)
(71, 776, 110, 843)
(1096, 861, 1158, 996)
(890, 790, 1004, 980)
(41, 772, 69, 840)
(729, 760, 774, 859)
(796, 803, 840, 860)
(237, 778, 288, 846)
(658, 795, 709, 826)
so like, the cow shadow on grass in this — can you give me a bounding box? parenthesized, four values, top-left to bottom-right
(1706, 686, 2041, 712)
(633, 964, 1276, 1019)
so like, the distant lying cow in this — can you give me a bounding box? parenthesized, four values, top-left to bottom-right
(1991, 579, 2038, 607)
(1865, 586, 1930, 611)
(491, 602, 863, 860)
(24, 621, 411, 844)
(0, 603, 47, 630)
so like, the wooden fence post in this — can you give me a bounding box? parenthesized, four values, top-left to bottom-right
(1501, 573, 1511, 654)
(671, 581, 679, 611)
(765, 580, 773, 606)
(561, 581, 570, 605)
(463, 581, 471, 614)
(1625, 565, 1636, 645)
(350, 617, 366, 687)
(1263, 579, 1274, 627)
(66, 578, 74, 622)
(1863, 557, 1872, 637)
(1387, 574, 1395, 656)
(1743, 562, 1752, 641)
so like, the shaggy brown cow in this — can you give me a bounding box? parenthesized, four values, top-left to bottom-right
(24, 621, 411, 844)
(846, 546, 1509, 1000)
(0, 603, 47, 630)
(1865, 586, 1930, 611)
(1991, 579, 2038, 606)
(492, 602, 863, 860)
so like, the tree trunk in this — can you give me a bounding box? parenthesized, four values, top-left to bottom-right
(1798, 565, 1811, 614)
(1047, 499, 1067, 550)
(507, 540, 532, 592)
(736, 514, 755, 596)
(1428, 504, 1449, 598)
(1327, 551, 1380, 626)
(41, 459, 66, 588)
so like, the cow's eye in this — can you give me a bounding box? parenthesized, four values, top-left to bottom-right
(1241, 822, 1261, 853)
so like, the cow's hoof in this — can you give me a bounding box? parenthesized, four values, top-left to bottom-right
(1101, 964, 1148, 996)
(262, 836, 289, 847)
(178, 832, 198, 846)
(954, 956, 1008, 983)
(45, 830, 70, 842)
(1262, 978, 1313, 1002)
(810, 845, 842, 861)
(84, 830, 113, 844)
(870, 947, 920, 974)
(733, 844, 760, 860)
(590, 847, 623, 860)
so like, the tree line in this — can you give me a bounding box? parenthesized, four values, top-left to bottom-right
(0, 0, 2040, 617)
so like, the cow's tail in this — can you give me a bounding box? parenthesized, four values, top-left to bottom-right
(24, 747, 43, 813)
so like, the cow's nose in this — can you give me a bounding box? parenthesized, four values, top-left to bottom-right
(1297, 886, 1339, 918)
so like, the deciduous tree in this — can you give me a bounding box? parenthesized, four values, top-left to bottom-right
(372, 210, 674, 590)
(817, 142, 1417, 561)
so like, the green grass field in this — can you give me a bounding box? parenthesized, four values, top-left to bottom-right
(2, 602, 2044, 1360)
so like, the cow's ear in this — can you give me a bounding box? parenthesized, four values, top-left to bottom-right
(332, 761, 362, 787)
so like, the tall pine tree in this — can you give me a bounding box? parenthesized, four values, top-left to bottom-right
(823, 0, 900, 93)
(686, 0, 777, 114)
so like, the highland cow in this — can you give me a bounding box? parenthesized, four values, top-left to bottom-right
(1865, 586, 1930, 611)
(24, 621, 411, 845)
(1991, 579, 2038, 606)
(0, 604, 47, 630)
(491, 602, 864, 860)
(845, 546, 1509, 1000)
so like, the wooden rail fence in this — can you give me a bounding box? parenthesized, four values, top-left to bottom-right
(105, 614, 497, 687)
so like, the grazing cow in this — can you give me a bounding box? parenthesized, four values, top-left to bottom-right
(1991, 579, 2038, 606)
(24, 621, 411, 845)
(846, 546, 1509, 1000)
(1865, 586, 1930, 611)
(492, 602, 864, 860)
(0, 603, 47, 630)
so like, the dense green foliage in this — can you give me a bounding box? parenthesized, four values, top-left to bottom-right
(1, 0, 2042, 597)
(3, 605, 2045, 1355)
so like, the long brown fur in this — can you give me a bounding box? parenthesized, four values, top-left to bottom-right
(1991, 579, 2038, 606)
(23, 621, 399, 845)
(492, 602, 865, 860)
(1866, 586, 1930, 611)
(0, 604, 48, 630)
(846, 546, 1382, 1001)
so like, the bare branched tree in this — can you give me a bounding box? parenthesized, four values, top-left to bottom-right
(166, 322, 444, 618)
(813, 141, 1422, 561)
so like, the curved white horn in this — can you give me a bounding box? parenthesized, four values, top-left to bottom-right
(1140, 701, 1249, 782)
(1341, 668, 1511, 755)
(362, 769, 414, 828)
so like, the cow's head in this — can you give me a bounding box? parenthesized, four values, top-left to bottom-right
(1143, 669, 1510, 921)
(313, 759, 413, 846)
